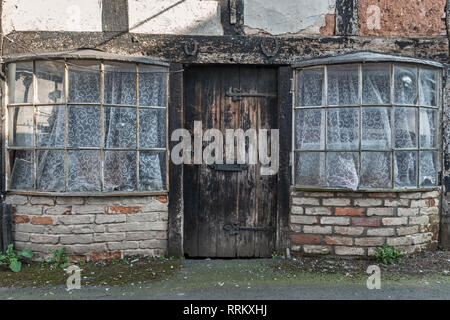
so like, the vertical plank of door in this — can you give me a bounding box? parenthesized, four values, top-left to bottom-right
(183, 66, 201, 257)
(215, 66, 240, 257)
(236, 66, 258, 257)
(197, 66, 219, 257)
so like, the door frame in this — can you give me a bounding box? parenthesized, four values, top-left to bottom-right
(167, 63, 292, 257)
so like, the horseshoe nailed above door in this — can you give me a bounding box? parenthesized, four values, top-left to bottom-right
(260, 38, 280, 58)
(183, 40, 199, 56)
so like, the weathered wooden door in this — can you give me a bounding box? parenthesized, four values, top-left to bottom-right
(184, 65, 278, 258)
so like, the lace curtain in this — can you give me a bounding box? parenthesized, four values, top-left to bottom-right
(103, 65, 164, 191)
(9, 61, 166, 192)
(360, 65, 393, 188)
(36, 105, 66, 191)
(326, 65, 360, 189)
(295, 64, 438, 189)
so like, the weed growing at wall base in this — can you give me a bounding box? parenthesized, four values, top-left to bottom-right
(40, 247, 70, 270)
(0, 244, 34, 272)
(375, 244, 404, 264)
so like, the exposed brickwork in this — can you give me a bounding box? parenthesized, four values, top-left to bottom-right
(291, 234, 321, 245)
(358, 0, 447, 36)
(358, 0, 446, 36)
(335, 208, 364, 216)
(107, 205, 142, 214)
(31, 216, 54, 225)
(290, 190, 441, 256)
(13, 215, 30, 223)
(319, 13, 336, 36)
(156, 195, 168, 203)
(6, 195, 168, 261)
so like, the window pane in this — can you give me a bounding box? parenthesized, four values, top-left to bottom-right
(360, 152, 392, 188)
(68, 105, 101, 147)
(326, 108, 359, 150)
(361, 107, 391, 150)
(420, 108, 437, 149)
(139, 109, 166, 148)
(362, 64, 390, 104)
(419, 151, 437, 187)
(326, 152, 359, 189)
(419, 68, 439, 106)
(37, 150, 65, 191)
(139, 151, 166, 191)
(36, 61, 65, 104)
(8, 106, 33, 147)
(68, 61, 100, 103)
(295, 152, 325, 186)
(138, 65, 167, 107)
(295, 109, 325, 150)
(394, 151, 417, 188)
(36, 105, 65, 147)
(103, 63, 137, 105)
(327, 64, 359, 106)
(104, 107, 137, 148)
(394, 107, 417, 148)
(297, 68, 324, 106)
(104, 151, 137, 191)
(10, 150, 34, 189)
(68, 150, 101, 191)
(7, 62, 33, 104)
(394, 65, 417, 105)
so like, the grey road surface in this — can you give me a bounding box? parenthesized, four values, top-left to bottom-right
(1, 259, 449, 300)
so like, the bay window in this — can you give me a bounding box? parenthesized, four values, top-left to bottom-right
(294, 60, 441, 190)
(6, 58, 168, 193)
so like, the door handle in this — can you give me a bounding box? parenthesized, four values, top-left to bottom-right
(208, 164, 248, 171)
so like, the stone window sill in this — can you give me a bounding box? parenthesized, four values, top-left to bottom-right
(291, 186, 441, 193)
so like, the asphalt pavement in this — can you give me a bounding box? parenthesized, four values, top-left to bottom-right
(1, 259, 449, 300)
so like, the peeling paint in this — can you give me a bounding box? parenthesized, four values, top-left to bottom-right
(1, 0, 103, 34)
(128, 0, 223, 35)
(243, 0, 336, 36)
(358, 0, 447, 36)
(320, 14, 336, 36)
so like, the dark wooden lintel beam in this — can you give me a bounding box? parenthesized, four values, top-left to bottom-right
(102, 0, 129, 32)
(2, 32, 448, 66)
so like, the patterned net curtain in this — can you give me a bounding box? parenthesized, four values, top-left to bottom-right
(7, 60, 167, 193)
(295, 63, 439, 190)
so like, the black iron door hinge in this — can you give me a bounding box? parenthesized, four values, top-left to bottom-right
(226, 88, 276, 102)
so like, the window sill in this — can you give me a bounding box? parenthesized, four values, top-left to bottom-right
(5, 190, 169, 197)
(291, 186, 441, 193)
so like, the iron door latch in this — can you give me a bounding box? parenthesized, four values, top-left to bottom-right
(223, 221, 274, 235)
(226, 88, 276, 102)
(208, 164, 248, 172)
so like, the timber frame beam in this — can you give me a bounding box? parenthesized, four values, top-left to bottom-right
(2, 32, 448, 66)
